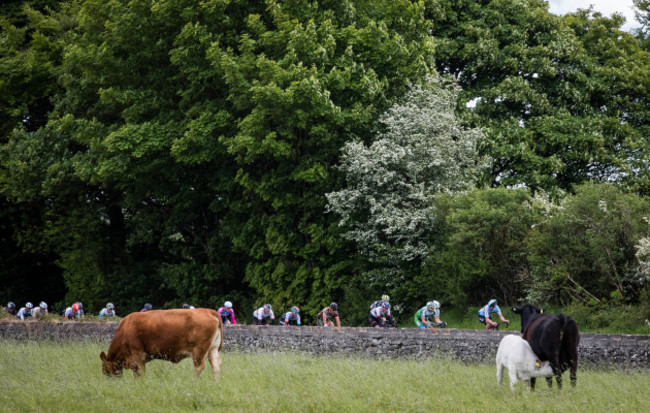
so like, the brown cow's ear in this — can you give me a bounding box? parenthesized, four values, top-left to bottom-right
(100, 351, 106, 361)
(512, 307, 521, 314)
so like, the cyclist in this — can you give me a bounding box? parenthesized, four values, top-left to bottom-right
(5, 301, 17, 316)
(414, 301, 446, 328)
(368, 302, 395, 328)
(140, 303, 153, 312)
(252, 303, 275, 325)
(17, 302, 34, 321)
(317, 302, 340, 327)
(478, 299, 509, 330)
(218, 301, 237, 325)
(64, 302, 85, 319)
(369, 294, 390, 310)
(99, 303, 117, 317)
(32, 301, 48, 318)
(280, 306, 301, 326)
(181, 304, 195, 309)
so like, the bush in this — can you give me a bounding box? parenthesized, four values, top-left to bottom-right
(562, 303, 650, 334)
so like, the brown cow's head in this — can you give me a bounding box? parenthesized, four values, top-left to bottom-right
(100, 351, 123, 377)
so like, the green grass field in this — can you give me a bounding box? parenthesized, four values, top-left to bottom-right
(0, 340, 647, 412)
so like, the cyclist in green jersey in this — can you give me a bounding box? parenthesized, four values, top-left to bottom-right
(414, 301, 446, 328)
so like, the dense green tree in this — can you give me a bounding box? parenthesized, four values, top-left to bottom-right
(427, 0, 650, 195)
(1, 0, 435, 317)
(526, 183, 650, 305)
(634, 0, 650, 50)
(411, 188, 542, 309)
(0, 1, 76, 310)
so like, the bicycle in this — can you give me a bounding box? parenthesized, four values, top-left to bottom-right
(427, 321, 447, 332)
(487, 321, 509, 331)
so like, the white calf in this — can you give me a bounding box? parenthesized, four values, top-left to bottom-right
(496, 334, 554, 391)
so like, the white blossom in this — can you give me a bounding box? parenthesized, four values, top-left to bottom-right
(326, 74, 485, 265)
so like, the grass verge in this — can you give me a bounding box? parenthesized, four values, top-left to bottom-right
(0, 340, 647, 412)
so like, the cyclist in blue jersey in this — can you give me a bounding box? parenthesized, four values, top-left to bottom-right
(478, 299, 509, 330)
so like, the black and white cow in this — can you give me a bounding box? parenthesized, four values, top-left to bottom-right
(511, 303, 579, 389)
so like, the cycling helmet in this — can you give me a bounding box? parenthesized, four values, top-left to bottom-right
(106, 303, 114, 309)
(488, 299, 497, 307)
(224, 301, 233, 309)
(264, 303, 272, 311)
(7, 302, 15, 309)
(26, 302, 33, 309)
(382, 294, 390, 302)
(39, 301, 48, 310)
(381, 302, 390, 310)
(72, 303, 80, 312)
(291, 306, 300, 314)
(144, 303, 152, 310)
(432, 300, 440, 309)
(330, 302, 338, 311)
(426, 301, 435, 311)
(182, 303, 191, 309)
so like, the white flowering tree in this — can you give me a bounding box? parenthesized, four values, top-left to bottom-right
(326, 75, 484, 267)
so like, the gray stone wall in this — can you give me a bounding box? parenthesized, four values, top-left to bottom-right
(1, 321, 648, 370)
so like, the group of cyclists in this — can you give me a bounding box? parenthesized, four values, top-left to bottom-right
(246, 301, 346, 327)
(2, 301, 111, 320)
(235, 296, 508, 330)
(3, 301, 49, 321)
(3, 297, 509, 330)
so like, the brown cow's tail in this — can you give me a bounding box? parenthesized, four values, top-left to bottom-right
(207, 309, 224, 352)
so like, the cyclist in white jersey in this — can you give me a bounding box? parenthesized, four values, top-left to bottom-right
(253, 304, 275, 325)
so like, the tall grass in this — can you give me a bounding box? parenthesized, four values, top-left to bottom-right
(0, 340, 647, 412)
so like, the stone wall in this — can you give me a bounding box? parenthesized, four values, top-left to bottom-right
(1, 321, 648, 370)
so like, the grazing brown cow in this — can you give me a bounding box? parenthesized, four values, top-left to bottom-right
(100, 308, 223, 379)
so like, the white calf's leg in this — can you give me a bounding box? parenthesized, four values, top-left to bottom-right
(496, 362, 504, 385)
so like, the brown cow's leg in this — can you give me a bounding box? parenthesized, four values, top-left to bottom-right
(130, 358, 146, 378)
(193, 347, 209, 378)
(208, 346, 221, 381)
(193, 356, 206, 378)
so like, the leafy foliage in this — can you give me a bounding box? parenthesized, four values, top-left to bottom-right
(526, 183, 650, 305)
(327, 75, 483, 267)
(419, 188, 543, 308)
(428, 0, 650, 195)
(2, 1, 650, 318)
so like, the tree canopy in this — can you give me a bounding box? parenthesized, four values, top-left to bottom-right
(1, 0, 649, 319)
